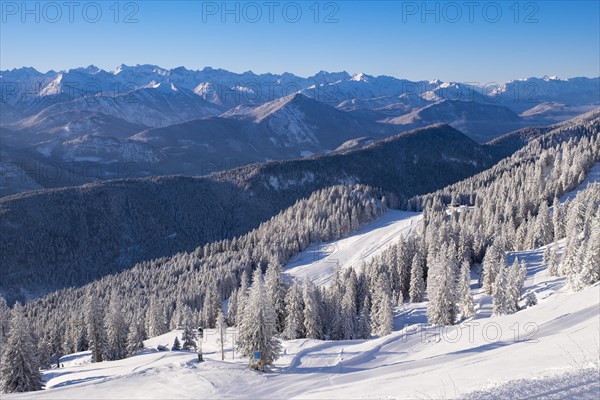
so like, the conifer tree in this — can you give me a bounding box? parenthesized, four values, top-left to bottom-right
(426, 249, 457, 325)
(0, 304, 42, 393)
(227, 288, 239, 326)
(356, 297, 371, 339)
(172, 336, 181, 351)
(341, 286, 357, 339)
(265, 260, 287, 333)
(302, 279, 323, 340)
(181, 308, 197, 351)
(147, 299, 167, 338)
(237, 268, 281, 370)
(507, 258, 527, 313)
(457, 260, 474, 319)
(85, 290, 107, 363)
(582, 216, 600, 284)
(105, 295, 128, 361)
(371, 277, 393, 336)
(283, 281, 304, 340)
(126, 322, 145, 357)
(236, 271, 250, 327)
(482, 242, 503, 295)
(492, 267, 510, 316)
(409, 252, 426, 302)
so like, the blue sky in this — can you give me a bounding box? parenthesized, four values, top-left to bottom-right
(1, 1, 598, 82)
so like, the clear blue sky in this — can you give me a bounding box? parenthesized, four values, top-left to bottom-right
(1, 0, 598, 82)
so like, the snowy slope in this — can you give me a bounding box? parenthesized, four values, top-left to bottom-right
(8, 239, 599, 399)
(284, 210, 422, 286)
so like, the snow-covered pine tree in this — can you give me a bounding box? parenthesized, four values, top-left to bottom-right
(396, 239, 412, 299)
(105, 295, 128, 361)
(181, 325, 197, 351)
(36, 335, 51, 370)
(302, 279, 323, 340)
(326, 266, 344, 340)
(126, 321, 145, 356)
(235, 271, 250, 327)
(265, 260, 287, 333)
(181, 306, 197, 351)
(201, 284, 220, 329)
(227, 288, 239, 326)
(147, 298, 168, 338)
(0, 297, 9, 350)
(74, 318, 88, 352)
(85, 290, 107, 363)
(283, 281, 304, 340)
(237, 268, 281, 370)
(426, 249, 457, 325)
(49, 325, 63, 369)
(580, 213, 600, 287)
(371, 277, 393, 336)
(409, 252, 425, 303)
(492, 266, 510, 316)
(507, 258, 527, 313)
(172, 336, 181, 351)
(0, 303, 42, 393)
(482, 241, 503, 295)
(340, 284, 357, 339)
(457, 260, 474, 320)
(356, 296, 371, 339)
(532, 201, 553, 248)
(552, 196, 565, 241)
(547, 242, 560, 276)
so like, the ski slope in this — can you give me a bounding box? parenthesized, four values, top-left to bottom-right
(284, 210, 422, 286)
(7, 238, 599, 399)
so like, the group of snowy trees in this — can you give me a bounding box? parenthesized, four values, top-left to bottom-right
(0, 185, 385, 388)
(0, 303, 42, 393)
(409, 121, 600, 320)
(553, 185, 600, 290)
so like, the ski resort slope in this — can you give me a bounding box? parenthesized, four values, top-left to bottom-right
(284, 210, 422, 286)
(8, 238, 599, 399)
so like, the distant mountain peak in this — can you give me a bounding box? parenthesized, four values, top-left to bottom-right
(351, 72, 369, 82)
(542, 75, 561, 81)
(112, 64, 168, 76)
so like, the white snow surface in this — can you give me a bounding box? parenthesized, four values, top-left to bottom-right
(284, 210, 422, 286)
(9, 243, 599, 399)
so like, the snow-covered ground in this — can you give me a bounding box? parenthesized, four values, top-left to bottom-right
(8, 235, 599, 399)
(284, 210, 422, 286)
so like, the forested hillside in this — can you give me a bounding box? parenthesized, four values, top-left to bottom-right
(1, 124, 496, 303)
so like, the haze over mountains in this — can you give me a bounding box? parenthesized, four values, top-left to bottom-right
(1, 65, 598, 196)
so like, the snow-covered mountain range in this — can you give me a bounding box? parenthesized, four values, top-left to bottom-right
(1, 65, 598, 195)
